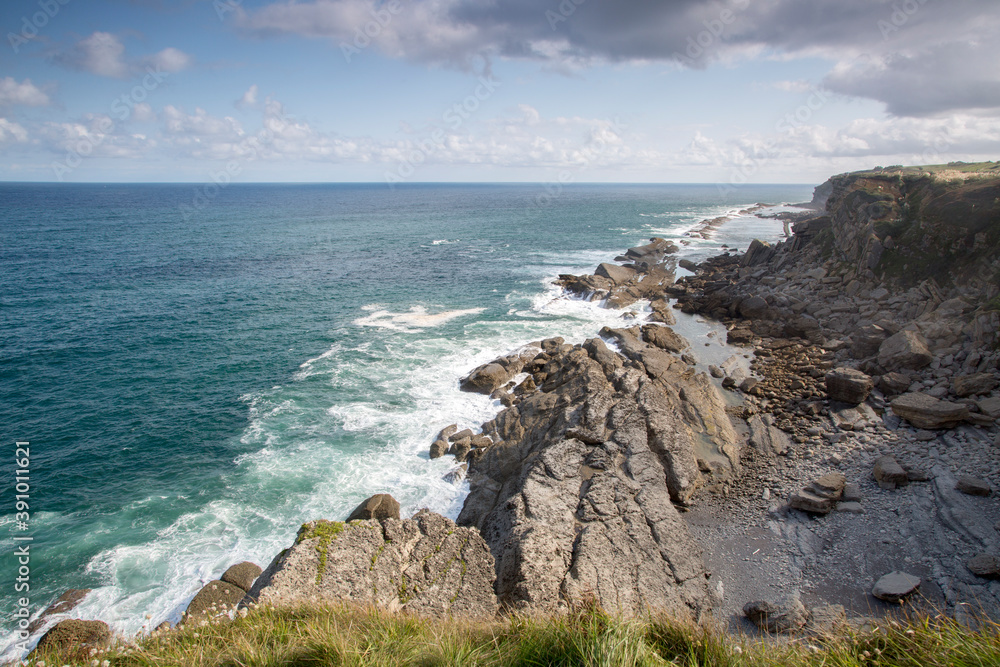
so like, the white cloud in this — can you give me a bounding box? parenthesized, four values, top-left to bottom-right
(40, 114, 156, 159)
(0, 78, 51, 107)
(0, 118, 29, 143)
(145, 47, 194, 73)
(55, 32, 193, 78)
(236, 84, 259, 109)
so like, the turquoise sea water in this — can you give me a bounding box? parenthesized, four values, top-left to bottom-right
(0, 182, 812, 651)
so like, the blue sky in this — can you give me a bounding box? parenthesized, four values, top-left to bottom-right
(1, 0, 998, 184)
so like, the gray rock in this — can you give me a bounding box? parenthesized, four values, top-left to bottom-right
(890, 392, 969, 429)
(842, 483, 862, 502)
(35, 619, 110, 653)
(836, 501, 864, 513)
(748, 415, 790, 456)
(346, 494, 401, 522)
(595, 262, 637, 285)
(183, 580, 245, 624)
(873, 456, 908, 490)
(967, 553, 1000, 579)
(743, 592, 808, 633)
(738, 295, 769, 319)
(872, 571, 920, 602)
(739, 377, 760, 393)
(457, 337, 727, 619)
(708, 365, 724, 378)
(221, 562, 262, 593)
(248, 511, 498, 618)
(977, 396, 1000, 419)
(429, 439, 449, 459)
(825, 368, 873, 405)
(879, 371, 912, 395)
(956, 475, 992, 497)
(850, 324, 888, 358)
(878, 330, 933, 371)
(953, 373, 998, 397)
(789, 489, 834, 514)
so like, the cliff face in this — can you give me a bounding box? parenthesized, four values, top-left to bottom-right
(816, 166, 1000, 299)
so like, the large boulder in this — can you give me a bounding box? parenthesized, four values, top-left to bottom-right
(878, 330, 933, 371)
(183, 580, 246, 624)
(872, 571, 920, 602)
(890, 392, 969, 429)
(743, 593, 808, 633)
(825, 368, 873, 404)
(34, 619, 110, 654)
(221, 562, 262, 592)
(738, 295, 769, 319)
(346, 494, 401, 522)
(247, 510, 498, 618)
(641, 324, 688, 354)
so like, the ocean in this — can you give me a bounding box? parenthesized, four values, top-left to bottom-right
(0, 182, 812, 652)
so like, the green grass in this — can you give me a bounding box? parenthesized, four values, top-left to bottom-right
(24, 602, 1000, 667)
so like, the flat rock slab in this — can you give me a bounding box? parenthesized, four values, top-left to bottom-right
(890, 392, 969, 429)
(247, 510, 498, 619)
(872, 571, 920, 602)
(789, 489, 834, 514)
(956, 475, 992, 497)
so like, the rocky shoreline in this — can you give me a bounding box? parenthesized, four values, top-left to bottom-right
(27, 165, 1000, 656)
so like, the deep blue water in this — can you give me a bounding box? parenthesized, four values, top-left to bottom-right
(0, 182, 812, 648)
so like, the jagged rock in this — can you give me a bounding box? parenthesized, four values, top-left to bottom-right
(873, 456, 908, 490)
(346, 494, 401, 522)
(35, 619, 110, 654)
(248, 511, 498, 618)
(741, 239, 775, 267)
(743, 593, 808, 633)
(221, 562, 262, 593)
(956, 476, 992, 497)
(641, 324, 688, 353)
(595, 262, 637, 284)
(429, 439, 449, 458)
(825, 368, 873, 405)
(953, 373, 998, 397)
(872, 571, 920, 602)
(679, 259, 698, 271)
(842, 483, 862, 502)
(890, 392, 969, 429)
(27, 589, 91, 634)
(458, 338, 728, 619)
(460, 363, 510, 394)
(850, 324, 888, 358)
(739, 377, 759, 393)
(183, 580, 245, 624)
(967, 553, 1000, 579)
(878, 330, 933, 371)
(727, 327, 753, 345)
(452, 438, 472, 462)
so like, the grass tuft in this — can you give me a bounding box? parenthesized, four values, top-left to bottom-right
(22, 603, 1000, 667)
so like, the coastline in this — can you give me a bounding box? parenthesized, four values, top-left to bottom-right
(20, 165, 1000, 657)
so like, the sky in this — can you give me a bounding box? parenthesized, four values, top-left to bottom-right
(0, 0, 998, 184)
